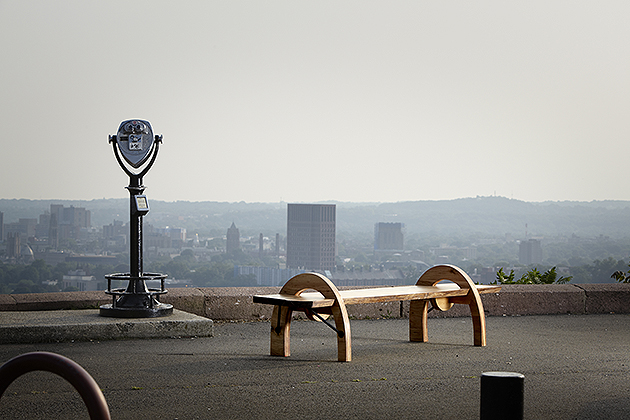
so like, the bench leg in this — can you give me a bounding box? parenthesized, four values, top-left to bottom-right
(269, 272, 352, 361)
(270, 305, 292, 357)
(409, 300, 429, 342)
(452, 294, 487, 346)
(331, 306, 352, 362)
(468, 296, 487, 347)
(409, 297, 487, 346)
(415, 265, 488, 347)
(269, 304, 351, 361)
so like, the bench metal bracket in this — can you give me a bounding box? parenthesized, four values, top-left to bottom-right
(308, 309, 345, 338)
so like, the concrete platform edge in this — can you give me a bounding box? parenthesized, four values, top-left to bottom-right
(0, 309, 214, 344)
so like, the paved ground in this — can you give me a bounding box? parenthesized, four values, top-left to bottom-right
(0, 314, 629, 419)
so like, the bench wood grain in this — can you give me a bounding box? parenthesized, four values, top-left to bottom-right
(253, 264, 500, 362)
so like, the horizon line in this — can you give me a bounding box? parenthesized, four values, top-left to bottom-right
(2, 196, 630, 205)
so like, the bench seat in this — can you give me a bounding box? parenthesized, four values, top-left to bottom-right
(255, 283, 500, 308)
(253, 264, 500, 362)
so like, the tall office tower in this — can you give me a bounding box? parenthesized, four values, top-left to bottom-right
(48, 204, 91, 242)
(286, 203, 336, 271)
(226, 222, 240, 253)
(6, 232, 20, 259)
(374, 222, 404, 251)
(519, 239, 542, 265)
(63, 206, 90, 228)
(48, 212, 59, 249)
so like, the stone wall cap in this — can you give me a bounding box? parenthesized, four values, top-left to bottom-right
(576, 283, 630, 291)
(500, 284, 578, 292)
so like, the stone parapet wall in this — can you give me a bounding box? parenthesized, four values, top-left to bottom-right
(1, 284, 629, 321)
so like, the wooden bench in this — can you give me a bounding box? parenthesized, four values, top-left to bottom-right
(253, 264, 501, 362)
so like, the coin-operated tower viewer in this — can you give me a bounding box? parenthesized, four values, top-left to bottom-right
(100, 120, 173, 318)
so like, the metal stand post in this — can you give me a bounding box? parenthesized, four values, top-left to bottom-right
(100, 120, 173, 318)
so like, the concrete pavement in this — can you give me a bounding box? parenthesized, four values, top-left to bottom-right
(1, 314, 629, 419)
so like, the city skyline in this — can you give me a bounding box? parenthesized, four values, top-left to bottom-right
(1, 2, 629, 204)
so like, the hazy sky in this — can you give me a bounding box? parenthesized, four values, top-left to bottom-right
(1, 1, 629, 203)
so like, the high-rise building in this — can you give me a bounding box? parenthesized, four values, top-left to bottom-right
(226, 222, 240, 253)
(47, 204, 91, 245)
(374, 222, 404, 252)
(4, 218, 37, 242)
(519, 239, 542, 265)
(6, 232, 20, 259)
(286, 203, 336, 271)
(48, 212, 58, 248)
(62, 206, 90, 228)
(53, 204, 91, 227)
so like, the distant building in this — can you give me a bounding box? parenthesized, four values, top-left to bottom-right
(286, 203, 336, 271)
(519, 239, 543, 265)
(235, 266, 306, 287)
(374, 222, 404, 252)
(49, 204, 91, 232)
(19, 244, 34, 263)
(328, 268, 407, 287)
(48, 212, 58, 248)
(36, 212, 50, 238)
(6, 232, 20, 259)
(62, 270, 103, 292)
(61, 206, 90, 229)
(32, 251, 70, 266)
(471, 267, 499, 285)
(0, 211, 4, 241)
(4, 218, 37, 242)
(153, 226, 187, 248)
(168, 227, 186, 247)
(43, 204, 91, 246)
(226, 222, 240, 253)
(144, 231, 170, 250)
(235, 265, 409, 287)
(429, 244, 477, 262)
(461, 246, 478, 260)
(103, 220, 125, 240)
(65, 255, 118, 265)
(435, 255, 450, 264)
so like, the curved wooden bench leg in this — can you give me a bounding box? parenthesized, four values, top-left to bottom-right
(273, 272, 352, 362)
(270, 305, 293, 357)
(331, 305, 351, 362)
(415, 264, 488, 347)
(468, 292, 487, 347)
(409, 300, 429, 342)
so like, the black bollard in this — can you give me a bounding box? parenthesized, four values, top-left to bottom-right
(480, 371, 524, 420)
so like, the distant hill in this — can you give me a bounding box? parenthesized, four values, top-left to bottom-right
(2, 197, 630, 239)
(337, 197, 630, 238)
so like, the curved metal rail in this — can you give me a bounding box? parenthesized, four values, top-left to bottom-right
(0, 352, 111, 420)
